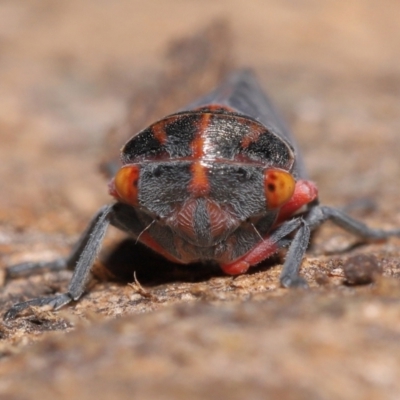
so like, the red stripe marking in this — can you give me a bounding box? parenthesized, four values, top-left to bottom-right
(151, 118, 175, 145)
(240, 122, 266, 148)
(189, 161, 210, 196)
(190, 113, 211, 158)
(188, 113, 212, 196)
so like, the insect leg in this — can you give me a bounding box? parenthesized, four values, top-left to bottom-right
(280, 204, 400, 289)
(4, 205, 113, 320)
(306, 205, 400, 239)
(6, 258, 68, 280)
(6, 205, 114, 280)
(279, 220, 310, 288)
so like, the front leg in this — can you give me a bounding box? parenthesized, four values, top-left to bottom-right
(279, 220, 310, 288)
(279, 204, 400, 288)
(6, 205, 114, 280)
(4, 205, 113, 320)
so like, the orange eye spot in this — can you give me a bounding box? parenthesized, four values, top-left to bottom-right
(113, 165, 140, 206)
(264, 169, 295, 209)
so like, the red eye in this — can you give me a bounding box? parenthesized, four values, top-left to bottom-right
(264, 169, 295, 209)
(111, 165, 140, 206)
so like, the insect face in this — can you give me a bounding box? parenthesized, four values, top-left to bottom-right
(110, 159, 295, 248)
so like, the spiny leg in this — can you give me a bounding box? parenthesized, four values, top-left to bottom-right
(4, 205, 113, 320)
(279, 221, 310, 288)
(279, 204, 400, 288)
(307, 205, 400, 239)
(6, 205, 114, 280)
(6, 258, 68, 280)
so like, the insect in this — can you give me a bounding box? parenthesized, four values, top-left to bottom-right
(4, 70, 400, 319)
